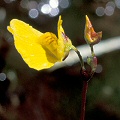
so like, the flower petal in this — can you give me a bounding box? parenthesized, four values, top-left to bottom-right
(37, 32, 59, 60)
(58, 15, 65, 40)
(57, 16, 74, 60)
(15, 35, 58, 70)
(7, 19, 58, 70)
(7, 19, 43, 43)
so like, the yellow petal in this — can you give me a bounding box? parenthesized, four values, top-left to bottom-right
(7, 19, 43, 43)
(58, 15, 65, 39)
(15, 35, 58, 70)
(57, 16, 75, 60)
(7, 19, 58, 70)
(7, 26, 14, 34)
(37, 32, 59, 60)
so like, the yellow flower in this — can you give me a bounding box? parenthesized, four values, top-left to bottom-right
(84, 15, 102, 45)
(7, 16, 75, 70)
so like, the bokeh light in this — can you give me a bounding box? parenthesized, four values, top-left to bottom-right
(4, 0, 15, 3)
(41, 4, 51, 14)
(95, 64, 103, 73)
(7, 70, 17, 81)
(49, 0, 59, 8)
(19, 0, 70, 17)
(104, 1, 115, 16)
(106, 1, 115, 9)
(0, 73, 6, 81)
(27, 1, 38, 10)
(59, 0, 70, 9)
(96, 1, 116, 17)
(96, 7, 105, 16)
(115, 0, 120, 9)
(37, 0, 70, 17)
(104, 6, 114, 16)
(0, 7, 6, 22)
(29, 9, 39, 19)
(102, 86, 113, 96)
(49, 8, 59, 17)
(20, 0, 29, 9)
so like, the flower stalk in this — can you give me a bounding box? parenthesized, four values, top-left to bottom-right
(90, 45, 95, 57)
(74, 48, 85, 71)
(79, 15, 102, 120)
(80, 80, 88, 120)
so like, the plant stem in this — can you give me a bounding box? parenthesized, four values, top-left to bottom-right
(90, 45, 95, 57)
(80, 80, 88, 120)
(73, 48, 85, 70)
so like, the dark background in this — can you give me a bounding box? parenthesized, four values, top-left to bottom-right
(0, 0, 120, 120)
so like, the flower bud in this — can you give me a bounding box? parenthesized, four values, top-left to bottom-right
(84, 15, 102, 45)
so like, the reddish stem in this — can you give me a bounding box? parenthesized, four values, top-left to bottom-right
(80, 81, 88, 120)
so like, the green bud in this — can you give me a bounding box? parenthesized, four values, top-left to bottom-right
(87, 56, 97, 72)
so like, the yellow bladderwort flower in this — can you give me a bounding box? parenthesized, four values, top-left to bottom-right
(84, 15, 102, 45)
(7, 16, 76, 70)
